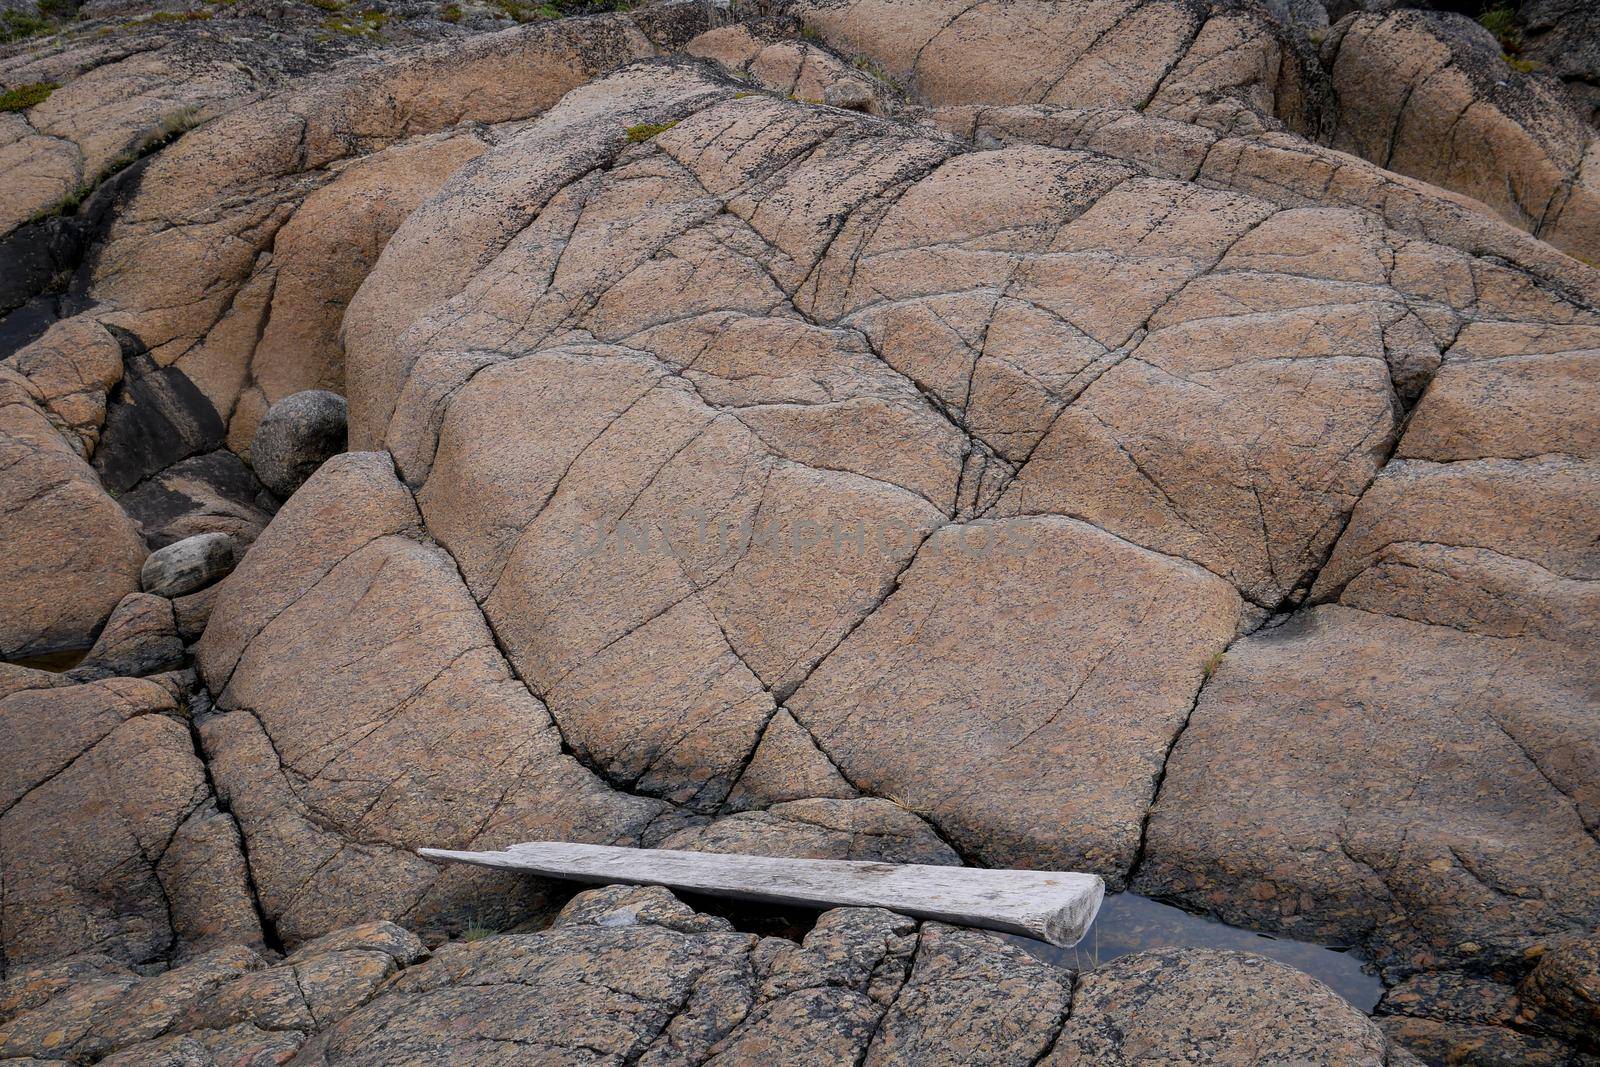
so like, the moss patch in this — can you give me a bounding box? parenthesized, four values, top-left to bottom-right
(624, 119, 677, 143)
(0, 81, 58, 112)
(321, 7, 387, 35)
(138, 9, 214, 22)
(30, 105, 203, 223)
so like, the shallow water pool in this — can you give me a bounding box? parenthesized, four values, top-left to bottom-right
(1005, 892, 1385, 1012)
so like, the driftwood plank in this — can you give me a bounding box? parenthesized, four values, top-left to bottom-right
(419, 842, 1105, 946)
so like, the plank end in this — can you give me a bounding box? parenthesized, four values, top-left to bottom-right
(1042, 875, 1106, 947)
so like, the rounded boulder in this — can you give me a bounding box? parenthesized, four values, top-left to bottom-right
(250, 390, 349, 498)
(140, 532, 236, 598)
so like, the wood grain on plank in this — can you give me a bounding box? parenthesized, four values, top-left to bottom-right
(420, 841, 1105, 945)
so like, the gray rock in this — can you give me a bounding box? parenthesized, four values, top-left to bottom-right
(250, 390, 348, 498)
(118, 450, 275, 555)
(140, 533, 235, 598)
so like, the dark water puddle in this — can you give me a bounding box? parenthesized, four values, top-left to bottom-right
(9, 647, 88, 672)
(1004, 892, 1385, 1012)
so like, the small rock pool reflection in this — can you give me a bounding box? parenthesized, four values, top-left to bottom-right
(1004, 892, 1385, 1012)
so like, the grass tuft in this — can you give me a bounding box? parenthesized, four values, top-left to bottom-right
(1477, 2, 1518, 45)
(0, 10, 52, 42)
(0, 81, 57, 112)
(1478, 1, 1527, 69)
(849, 53, 892, 86)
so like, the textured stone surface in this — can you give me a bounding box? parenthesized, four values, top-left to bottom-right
(15, 2, 719, 450)
(0, 0, 545, 250)
(1137, 605, 1600, 976)
(277, 886, 1391, 1066)
(1323, 9, 1600, 264)
(5, 3, 1600, 1062)
(0, 675, 261, 972)
(0, 366, 147, 659)
(90, 350, 226, 496)
(0, 918, 421, 1064)
(66, 591, 184, 682)
(117, 449, 274, 554)
(194, 452, 666, 947)
(1520, 928, 1600, 1050)
(685, 18, 898, 115)
(1046, 947, 1389, 1065)
(786, 0, 1600, 265)
(249, 388, 348, 498)
(660, 798, 960, 865)
(785, 0, 1302, 126)
(1376, 1014, 1573, 1067)
(864, 921, 1071, 1066)
(1, 318, 123, 458)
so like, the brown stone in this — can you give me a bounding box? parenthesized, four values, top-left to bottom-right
(0, 369, 147, 660)
(1045, 948, 1389, 1065)
(3, 318, 124, 458)
(1520, 928, 1600, 1048)
(662, 798, 960, 864)
(1136, 605, 1600, 975)
(0, 676, 261, 971)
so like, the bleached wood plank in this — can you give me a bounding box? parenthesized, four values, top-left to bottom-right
(419, 841, 1105, 946)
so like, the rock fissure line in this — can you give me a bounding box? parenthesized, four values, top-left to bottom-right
(389, 457, 689, 824)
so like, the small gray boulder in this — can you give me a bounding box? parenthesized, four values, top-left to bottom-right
(140, 533, 235, 598)
(251, 390, 349, 498)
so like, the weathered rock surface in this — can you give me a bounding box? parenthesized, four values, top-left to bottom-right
(1521, 0, 1600, 129)
(3, 1, 1600, 1063)
(0, 363, 146, 659)
(784, 0, 1306, 129)
(91, 349, 226, 495)
(193, 452, 965, 946)
(117, 448, 274, 552)
(195, 452, 663, 946)
(659, 798, 960, 865)
(1138, 604, 1600, 976)
(1, 318, 122, 457)
(1131, 91, 1600, 1051)
(0, 0, 513, 251)
(140, 530, 234, 597)
(1323, 9, 1600, 265)
(0, 674, 261, 972)
(1519, 928, 1600, 1050)
(65, 591, 184, 681)
(1047, 947, 1390, 1065)
(13, 1, 720, 451)
(283, 885, 1391, 1066)
(685, 18, 899, 115)
(0, 920, 422, 1064)
(250, 388, 348, 498)
(782, 0, 1600, 265)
